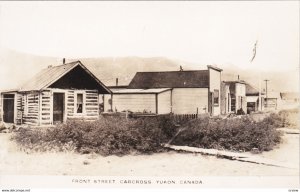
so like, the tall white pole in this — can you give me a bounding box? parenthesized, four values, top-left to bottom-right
(250, 39, 261, 111)
(259, 72, 262, 111)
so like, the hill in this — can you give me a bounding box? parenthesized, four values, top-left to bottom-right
(0, 49, 298, 92)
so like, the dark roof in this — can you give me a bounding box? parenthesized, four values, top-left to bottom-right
(107, 85, 128, 89)
(19, 61, 111, 93)
(246, 83, 260, 96)
(128, 70, 209, 89)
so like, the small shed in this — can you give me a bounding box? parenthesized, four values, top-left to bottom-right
(264, 92, 281, 111)
(104, 88, 172, 114)
(245, 83, 265, 113)
(0, 61, 111, 125)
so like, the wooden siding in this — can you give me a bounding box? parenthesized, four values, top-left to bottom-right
(40, 90, 52, 125)
(112, 94, 156, 113)
(172, 88, 208, 114)
(16, 93, 23, 124)
(220, 83, 231, 115)
(157, 90, 171, 114)
(235, 83, 247, 113)
(209, 68, 221, 115)
(103, 94, 112, 112)
(83, 90, 99, 120)
(66, 89, 99, 121)
(22, 92, 40, 125)
(15, 89, 100, 125)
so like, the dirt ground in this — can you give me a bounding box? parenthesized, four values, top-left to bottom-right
(0, 132, 298, 176)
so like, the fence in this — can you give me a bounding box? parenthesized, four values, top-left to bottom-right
(101, 112, 207, 124)
(172, 113, 199, 123)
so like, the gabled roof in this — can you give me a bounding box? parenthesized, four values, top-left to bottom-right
(128, 70, 209, 89)
(19, 61, 111, 93)
(245, 83, 266, 96)
(246, 83, 259, 96)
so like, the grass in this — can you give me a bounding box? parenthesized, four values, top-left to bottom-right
(12, 109, 298, 155)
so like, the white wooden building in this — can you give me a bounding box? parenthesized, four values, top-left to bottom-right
(104, 65, 222, 116)
(222, 81, 247, 114)
(220, 82, 231, 114)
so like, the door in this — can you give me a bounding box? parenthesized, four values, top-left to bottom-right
(3, 94, 15, 123)
(208, 92, 214, 116)
(53, 93, 64, 124)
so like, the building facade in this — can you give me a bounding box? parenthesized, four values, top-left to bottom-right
(0, 61, 111, 126)
(104, 65, 222, 116)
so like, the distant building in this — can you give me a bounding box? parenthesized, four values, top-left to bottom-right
(0, 61, 111, 125)
(280, 92, 300, 109)
(264, 91, 281, 111)
(104, 65, 222, 116)
(222, 81, 247, 114)
(245, 83, 265, 114)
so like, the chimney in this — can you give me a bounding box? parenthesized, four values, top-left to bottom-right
(116, 78, 119, 86)
(63, 58, 66, 64)
(238, 75, 240, 80)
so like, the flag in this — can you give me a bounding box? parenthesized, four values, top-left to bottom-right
(250, 40, 258, 62)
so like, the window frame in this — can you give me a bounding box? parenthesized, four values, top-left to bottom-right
(74, 91, 86, 115)
(213, 89, 219, 106)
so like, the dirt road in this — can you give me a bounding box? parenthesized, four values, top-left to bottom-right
(0, 132, 298, 176)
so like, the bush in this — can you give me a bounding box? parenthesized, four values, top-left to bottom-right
(172, 115, 282, 152)
(12, 109, 291, 155)
(12, 115, 178, 156)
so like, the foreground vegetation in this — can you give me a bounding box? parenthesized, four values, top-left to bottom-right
(13, 116, 177, 156)
(12, 109, 298, 156)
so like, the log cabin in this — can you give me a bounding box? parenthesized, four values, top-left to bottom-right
(0, 61, 111, 126)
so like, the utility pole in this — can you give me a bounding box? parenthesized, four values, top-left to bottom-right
(264, 79, 269, 108)
(264, 79, 269, 98)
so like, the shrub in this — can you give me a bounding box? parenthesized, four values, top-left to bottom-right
(172, 115, 282, 152)
(12, 115, 178, 156)
(12, 109, 290, 155)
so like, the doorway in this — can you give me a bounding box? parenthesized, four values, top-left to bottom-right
(53, 93, 65, 124)
(3, 94, 15, 123)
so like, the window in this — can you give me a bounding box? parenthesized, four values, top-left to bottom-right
(214, 89, 219, 105)
(76, 93, 83, 113)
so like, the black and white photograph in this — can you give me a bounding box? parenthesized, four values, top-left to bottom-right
(0, 1, 299, 191)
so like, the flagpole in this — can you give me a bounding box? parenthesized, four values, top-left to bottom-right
(259, 72, 262, 111)
(250, 39, 262, 111)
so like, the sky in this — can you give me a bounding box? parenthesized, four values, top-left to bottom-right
(0, 1, 299, 78)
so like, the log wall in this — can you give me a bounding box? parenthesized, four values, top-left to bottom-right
(15, 89, 100, 126)
(22, 92, 39, 125)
